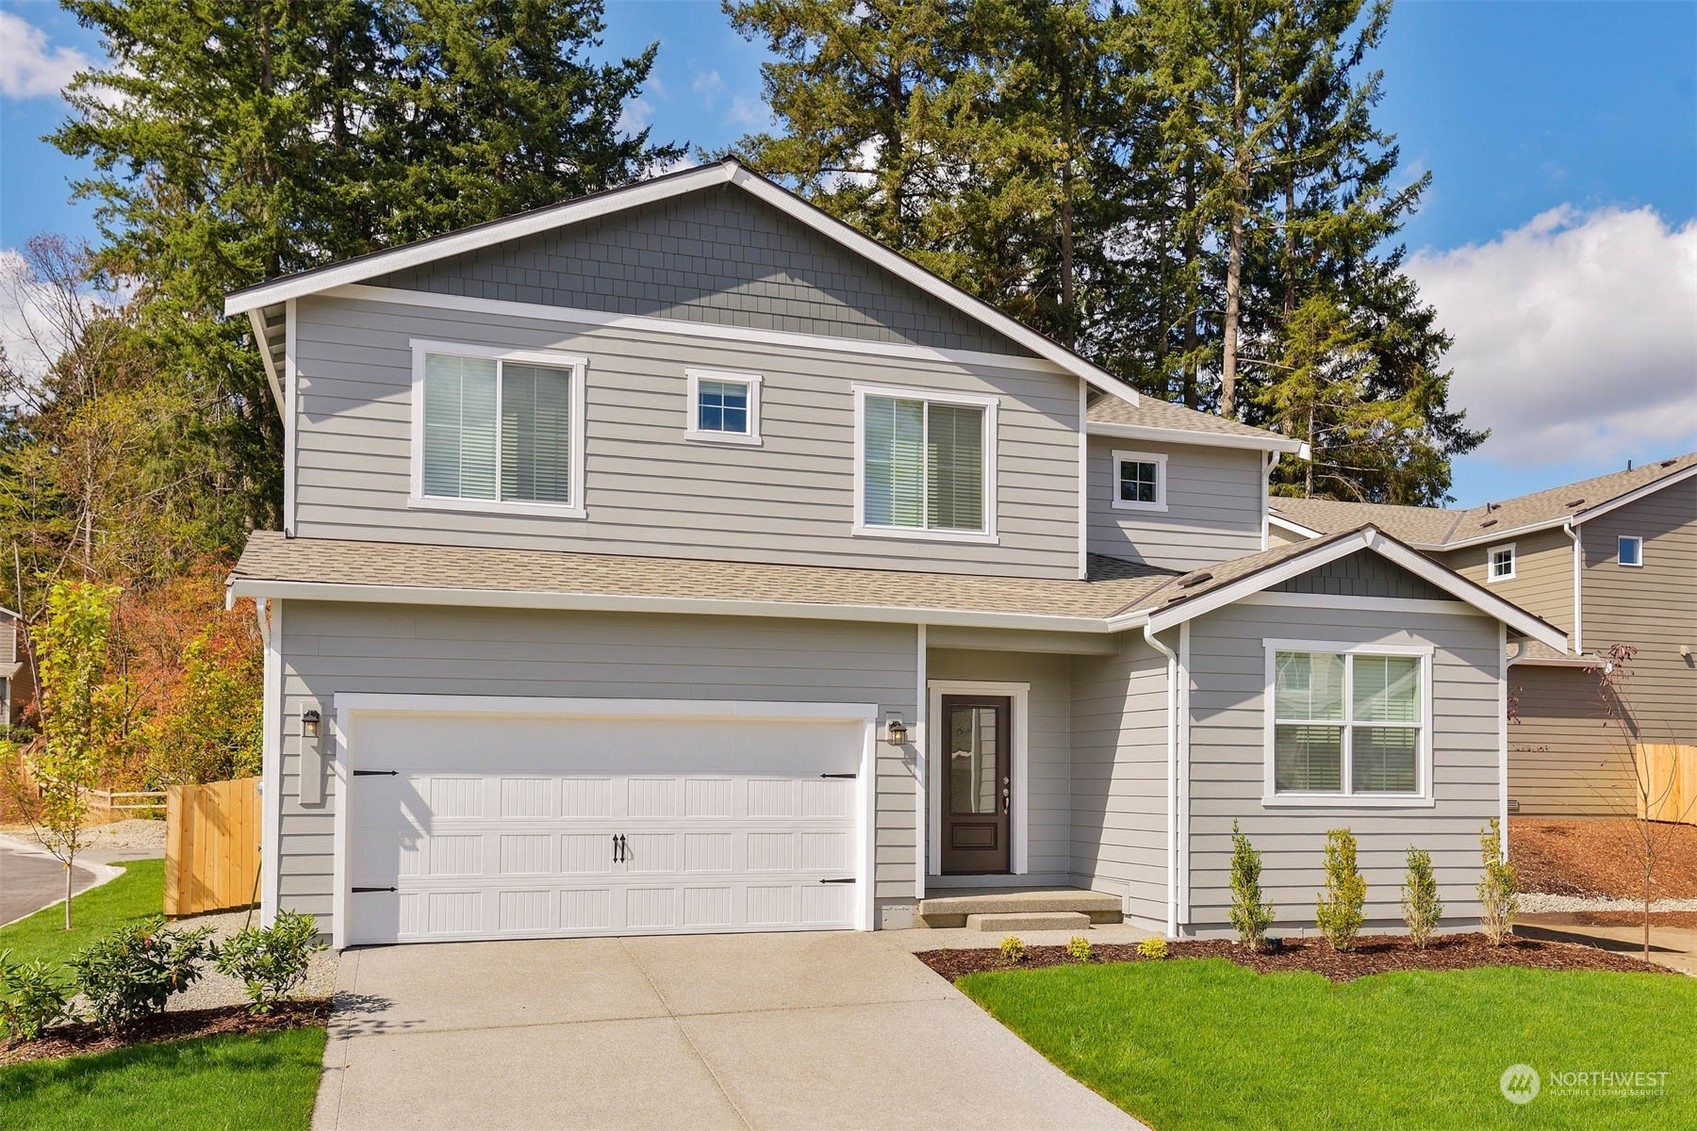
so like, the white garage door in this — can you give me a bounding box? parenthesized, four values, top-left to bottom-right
(343, 706, 869, 946)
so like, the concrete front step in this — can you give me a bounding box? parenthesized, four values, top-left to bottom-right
(965, 911, 1093, 933)
(916, 887, 1122, 928)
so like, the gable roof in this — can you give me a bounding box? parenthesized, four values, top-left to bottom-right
(1087, 394, 1304, 455)
(228, 527, 1566, 652)
(226, 159, 1137, 405)
(1268, 453, 1697, 549)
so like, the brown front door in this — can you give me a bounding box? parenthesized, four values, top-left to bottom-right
(940, 695, 1011, 874)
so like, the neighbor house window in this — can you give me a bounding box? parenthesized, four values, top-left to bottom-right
(1618, 535, 1643, 567)
(1112, 449, 1168, 512)
(685, 369, 762, 445)
(1266, 643, 1431, 803)
(1487, 543, 1516, 582)
(853, 385, 997, 541)
(411, 341, 586, 516)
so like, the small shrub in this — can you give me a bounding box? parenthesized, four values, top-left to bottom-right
(999, 935, 1026, 964)
(1228, 820, 1276, 952)
(214, 911, 326, 1014)
(1478, 818, 1519, 945)
(1400, 846, 1443, 949)
(1136, 936, 1169, 960)
(0, 951, 75, 1043)
(1315, 828, 1367, 952)
(69, 915, 215, 1032)
(1066, 936, 1093, 963)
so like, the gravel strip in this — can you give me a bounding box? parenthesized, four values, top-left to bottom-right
(0, 818, 167, 857)
(163, 908, 340, 1012)
(1520, 893, 1697, 914)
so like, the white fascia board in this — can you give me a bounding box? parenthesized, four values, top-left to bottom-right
(1440, 516, 1569, 551)
(1266, 513, 1321, 539)
(226, 163, 738, 315)
(331, 693, 879, 724)
(723, 168, 1135, 407)
(247, 308, 284, 412)
(1124, 529, 1570, 652)
(1508, 653, 1597, 668)
(225, 577, 1116, 635)
(1086, 419, 1304, 455)
(1571, 462, 1697, 526)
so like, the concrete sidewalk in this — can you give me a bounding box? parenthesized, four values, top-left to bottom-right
(313, 931, 1143, 1131)
(1517, 913, 1697, 975)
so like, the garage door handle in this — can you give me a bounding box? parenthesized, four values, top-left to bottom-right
(613, 833, 628, 863)
(352, 886, 396, 893)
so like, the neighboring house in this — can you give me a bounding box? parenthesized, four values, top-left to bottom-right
(0, 606, 29, 730)
(1269, 457, 1697, 816)
(223, 160, 1564, 949)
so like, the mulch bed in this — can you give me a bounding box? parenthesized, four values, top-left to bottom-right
(1510, 818, 1697, 900)
(0, 1000, 331, 1067)
(917, 932, 1671, 984)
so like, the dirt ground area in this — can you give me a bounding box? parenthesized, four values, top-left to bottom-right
(1510, 818, 1697, 900)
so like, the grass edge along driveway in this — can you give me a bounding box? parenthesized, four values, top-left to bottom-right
(958, 957, 1695, 1131)
(0, 858, 168, 967)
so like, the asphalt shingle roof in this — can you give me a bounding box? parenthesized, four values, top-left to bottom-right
(1087, 394, 1296, 444)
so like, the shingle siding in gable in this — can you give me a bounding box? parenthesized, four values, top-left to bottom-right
(371, 185, 1027, 356)
(1273, 550, 1455, 601)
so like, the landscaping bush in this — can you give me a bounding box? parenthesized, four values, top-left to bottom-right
(1228, 820, 1275, 952)
(214, 911, 326, 1013)
(1315, 828, 1367, 952)
(999, 935, 1026, 964)
(1400, 846, 1443, 949)
(1478, 818, 1519, 945)
(68, 915, 215, 1031)
(0, 950, 75, 1043)
(1067, 936, 1093, 963)
(1137, 936, 1169, 960)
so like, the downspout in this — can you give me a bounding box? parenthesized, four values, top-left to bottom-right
(1563, 520, 1582, 653)
(1144, 623, 1179, 937)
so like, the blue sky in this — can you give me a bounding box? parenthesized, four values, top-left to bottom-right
(3, 0, 1694, 506)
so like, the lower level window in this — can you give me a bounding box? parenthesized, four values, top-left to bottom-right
(1270, 648, 1425, 797)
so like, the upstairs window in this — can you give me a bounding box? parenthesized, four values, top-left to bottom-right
(413, 342, 586, 516)
(1618, 535, 1643, 567)
(1112, 449, 1168, 512)
(854, 385, 997, 542)
(1487, 543, 1516, 582)
(1267, 644, 1431, 804)
(685, 369, 762, 445)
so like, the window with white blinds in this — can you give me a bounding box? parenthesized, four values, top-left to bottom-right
(416, 346, 583, 512)
(857, 387, 995, 538)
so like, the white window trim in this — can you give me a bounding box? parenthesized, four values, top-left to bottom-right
(684, 368, 763, 446)
(408, 339, 589, 519)
(1111, 448, 1169, 512)
(1261, 639, 1436, 808)
(1617, 535, 1644, 567)
(851, 383, 999, 545)
(1486, 542, 1517, 582)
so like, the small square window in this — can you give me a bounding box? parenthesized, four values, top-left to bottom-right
(1618, 535, 1643, 567)
(1111, 450, 1168, 511)
(685, 369, 762, 445)
(1487, 543, 1516, 582)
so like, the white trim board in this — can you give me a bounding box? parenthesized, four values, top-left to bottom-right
(226, 159, 1140, 406)
(926, 681, 1031, 880)
(1088, 419, 1304, 456)
(327, 694, 882, 949)
(684, 368, 764, 446)
(851, 382, 1000, 546)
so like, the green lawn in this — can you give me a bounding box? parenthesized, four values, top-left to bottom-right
(959, 959, 1697, 1131)
(0, 858, 166, 967)
(0, 1025, 326, 1131)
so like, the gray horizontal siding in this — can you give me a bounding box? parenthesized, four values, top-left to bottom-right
(292, 295, 1083, 578)
(1086, 436, 1264, 572)
(1184, 600, 1504, 936)
(1070, 633, 1169, 927)
(928, 648, 1072, 881)
(373, 184, 1023, 356)
(275, 601, 919, 940)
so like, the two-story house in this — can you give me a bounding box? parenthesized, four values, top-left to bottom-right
(224, 160, 1563, 949)
(1270, 457, 1697, 816)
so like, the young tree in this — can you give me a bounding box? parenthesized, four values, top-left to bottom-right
(1315, 827, 1366, 951)
(21, 581, 124, 929)
(1399, 845, 1441, 949)
(1477, 817, 1517, 945)
(1228, 819, 1276, 951)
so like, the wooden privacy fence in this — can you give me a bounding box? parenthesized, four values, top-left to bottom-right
(165, 777, 262, 917)
(1635, 744, 1697, 826)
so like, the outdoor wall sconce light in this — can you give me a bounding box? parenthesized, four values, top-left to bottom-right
(301, 709, 321, 741)
(885, 718, 909, 746)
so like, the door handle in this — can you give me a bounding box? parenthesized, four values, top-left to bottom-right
(612, 833, 619, 863)
(618, 834, 628, 863)
(1002, 786, 1010, 815)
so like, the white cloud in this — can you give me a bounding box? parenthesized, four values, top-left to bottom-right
(728, 94, 766, 128)
(1408, 206, 1697, 466)
(616, 97, 653, 135)
(0, 11, 89, 99)
(691, 69, 723, 100)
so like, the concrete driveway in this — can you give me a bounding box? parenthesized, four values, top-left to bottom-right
(314, 932, 1141, 1131)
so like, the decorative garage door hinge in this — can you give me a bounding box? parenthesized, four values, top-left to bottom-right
(351, 886, 397, 893)
(352, 770, 398, 776)
(819, 877, 855, 884)
(819, 772, 857, 779)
